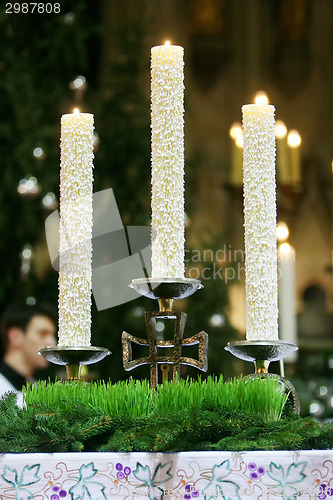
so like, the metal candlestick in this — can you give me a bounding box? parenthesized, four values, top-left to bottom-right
(38, 346, 111, 380)
(130, 277, 203, 309)
(225, 340, 300, 414)
(123, 278, 208, 389)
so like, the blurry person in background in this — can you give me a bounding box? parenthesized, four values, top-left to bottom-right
(0, 303, 57, 406)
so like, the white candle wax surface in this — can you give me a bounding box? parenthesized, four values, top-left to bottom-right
(58, 111, 94, 346)
(242, 104, 279, 341)
(150, 44, 185, 278)
(278, 244, 297, 360)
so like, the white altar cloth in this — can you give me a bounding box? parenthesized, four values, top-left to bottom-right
(0, 450, 332, 499)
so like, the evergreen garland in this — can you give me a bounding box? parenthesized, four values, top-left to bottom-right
(0, 378, 331, 454)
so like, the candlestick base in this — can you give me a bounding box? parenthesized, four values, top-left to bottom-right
(130, 278, 203, 311)
(123, 277, 207, 388)
(225, 340, 300, 414)
(38, 346, 111, 381)
(225, 340, 297, 367)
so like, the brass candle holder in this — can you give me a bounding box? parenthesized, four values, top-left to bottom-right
(225, 340, 300, 414)
(122, 278, 208, 389)
(38, 346, 111, 380)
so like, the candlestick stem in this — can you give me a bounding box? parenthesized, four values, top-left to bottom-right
(158, 298, 174, 312)
(66, 363, 81, 380)
(255, 359, 270, 374)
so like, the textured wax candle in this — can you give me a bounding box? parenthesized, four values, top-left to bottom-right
(151, 43, 185, 278)
(242, 104, 279, 341)
(58, 110, 94, 346)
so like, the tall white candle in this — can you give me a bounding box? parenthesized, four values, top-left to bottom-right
(287, 130, 301, 184)
(58, 109, 94, 346)
(151, 42, 185, 278)
(242, 104, 279, 341)
(229, 122, 243, 186)
(278, 243, 297, 360)
(275, 120, 289, 184)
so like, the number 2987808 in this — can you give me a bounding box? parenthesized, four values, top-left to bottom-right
(6, 3, 61, 14)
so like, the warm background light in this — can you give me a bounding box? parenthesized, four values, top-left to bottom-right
(276, 221, 289, 242)
(229, 122, 242, 140)
(235, 136, 243, 148)
(254, 91, 269, 105)
(279, 242, 291, 254)
(287, 130, 301, 148)
(275, 120, 288, 139)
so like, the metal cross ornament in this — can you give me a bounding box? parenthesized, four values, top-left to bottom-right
(122, 310, 208, 389)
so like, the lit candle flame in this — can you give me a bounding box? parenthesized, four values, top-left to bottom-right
(73, 108, 80, 115)
(165, 40, 171, 47)
(254, 91, 269, 105)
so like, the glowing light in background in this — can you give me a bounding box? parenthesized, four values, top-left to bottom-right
(209, 314, 225, 328)
(229, 122, 242, 140)
(276, 222, 289, 242)
(279, 242, 291, 254)
(309, 401, 325, 417)
(320, 386, 328, 396)
(235, 136, 243, 148)
(22, 248, 32, 259)
(254, 91, 269, 105)
(17, 176, 40, 196)
(42, 192, 57, 210)
(63, 12, 75, 24)
(155, 321, 165, 332)
(275, 120, 287, 139)
(20, 244, 32, 281)
(93, 132, 100, 151)
(69, 75, 86, 90)
(132, 306, 145, 318)
(287, 130, 301, 148)
(33, 147, 44, 158)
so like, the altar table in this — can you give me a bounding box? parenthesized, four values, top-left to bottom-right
(0, 450, 332, 499)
